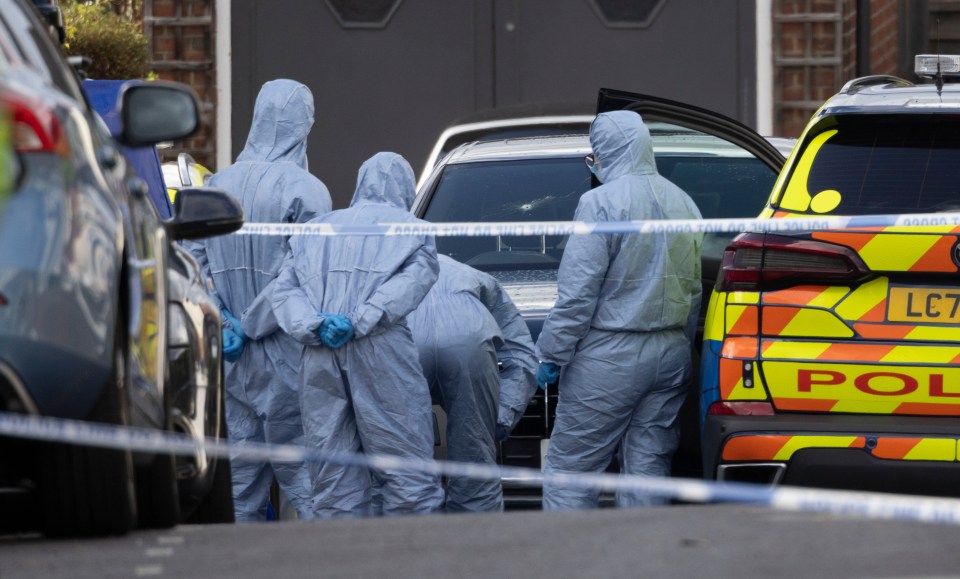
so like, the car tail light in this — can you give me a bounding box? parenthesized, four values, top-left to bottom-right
(717, 232, 869, 292)
(1, 87, 66, 155)
(707, 401, 775, 416)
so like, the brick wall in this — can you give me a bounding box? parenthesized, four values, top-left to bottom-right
(773, 0, 902, 138)
(143, 0, 217, 171)
(842, 0, 858, 80)
(773, 0, 844, 137)
(871, 0, 900, 75)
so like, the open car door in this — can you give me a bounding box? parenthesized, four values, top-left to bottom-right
(596, 87, 788, 307)
(598, 88, 786, 169)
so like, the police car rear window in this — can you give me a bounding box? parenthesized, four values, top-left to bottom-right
(781, 115, 960, 215)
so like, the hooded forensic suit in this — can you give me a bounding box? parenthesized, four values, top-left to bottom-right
(407, 255, 537, 512)
(269, 152, 443, 518)
(186, 79, 332, 520)
(536, 110, 703, 510)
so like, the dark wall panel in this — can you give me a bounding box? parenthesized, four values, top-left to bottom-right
(233, 0, 757, 208)
(494, 0, 754, 118)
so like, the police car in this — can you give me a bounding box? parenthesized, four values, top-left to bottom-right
(700, 55, 960, 496)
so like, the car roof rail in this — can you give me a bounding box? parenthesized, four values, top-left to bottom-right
(839, 75, 914, 94)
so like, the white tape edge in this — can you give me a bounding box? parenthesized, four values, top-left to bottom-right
(234, 212, 960, 237)
(4, 411, 960, 525)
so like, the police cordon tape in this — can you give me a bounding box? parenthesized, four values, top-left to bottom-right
(59, 210, 960, 522)
(222, 210, 960, 524)
(235, 211, 960, 237)
(3, 410, 960, 525)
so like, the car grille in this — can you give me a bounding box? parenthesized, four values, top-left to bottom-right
(498, 387, 557, 470)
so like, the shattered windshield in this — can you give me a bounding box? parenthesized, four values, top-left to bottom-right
(422, 158, 590, 271)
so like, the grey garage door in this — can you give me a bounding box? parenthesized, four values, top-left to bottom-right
(232, 0, 757, 207)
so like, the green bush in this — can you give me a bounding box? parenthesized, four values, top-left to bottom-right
(63, 3, 151, 79)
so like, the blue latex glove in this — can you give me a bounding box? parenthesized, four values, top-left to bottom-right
(222, 327, 245, 362)
(324, 316, 355, 348)
(317, 314, 355, 349)
(495, 423, 511, 443)
(536, 362, 559, 391)
(314, 312, 334, 342)
(221, 308, 248, 342)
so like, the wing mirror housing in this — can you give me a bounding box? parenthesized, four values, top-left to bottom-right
(117, 81, 200, 147)
(167, 187, 244, 241)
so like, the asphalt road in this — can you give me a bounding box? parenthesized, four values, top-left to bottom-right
(2, 504, 960, 578)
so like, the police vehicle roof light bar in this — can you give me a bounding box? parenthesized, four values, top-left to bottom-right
(915, 54, 960, 78)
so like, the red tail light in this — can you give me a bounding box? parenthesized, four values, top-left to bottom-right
(707, 401, 775, 416)
(717, 232, 869, 292)
(1, 87, 66, 155)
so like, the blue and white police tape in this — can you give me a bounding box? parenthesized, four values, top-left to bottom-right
(235, 211, 960, 237)
(3, 411, 960, 525)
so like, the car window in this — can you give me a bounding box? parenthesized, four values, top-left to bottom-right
(0, 0, 85, 102)
(656, 151, 776, 220)
(423, 158, 589, 271)
(423, 128, 778, 271)
(656, 142, 778, 265)
(776, 115, 960, 215)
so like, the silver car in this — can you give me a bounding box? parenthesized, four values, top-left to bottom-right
(413, 90, 788, 503)
(0, 0, 242, 536)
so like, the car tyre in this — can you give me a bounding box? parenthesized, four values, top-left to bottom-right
(38, 313, 137, 537)
(136, 342, 181, 529)
(187, 454, 234, 524)
(185, 385, 235, 524)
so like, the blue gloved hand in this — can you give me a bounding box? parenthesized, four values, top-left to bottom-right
(324, 315, 355, 349)
(221, 308, 247, 342)
(495, 423, 511, 443)
(222, 328, 245, 362)
(316, 314, 355, 349)
(536, 362, 559, 390)
(314, 313, 334, 342)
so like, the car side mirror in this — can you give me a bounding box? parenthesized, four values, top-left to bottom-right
(117, 81, 200, 147)
(167, 187, 244, 241)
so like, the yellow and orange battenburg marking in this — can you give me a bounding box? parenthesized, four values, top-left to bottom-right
(721, 434, 959, 463)
(761, 361, 960, 415)
(813, 228, 960, 273)
(724, 291, 760, 336)
(760, 306, 852, 338)
(716, 337, 960, 413)
(717, 357, 768, 401)
(708, 218, 960, 418)
(712, 278, 960, 416)
(702, 291, 726, 342)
